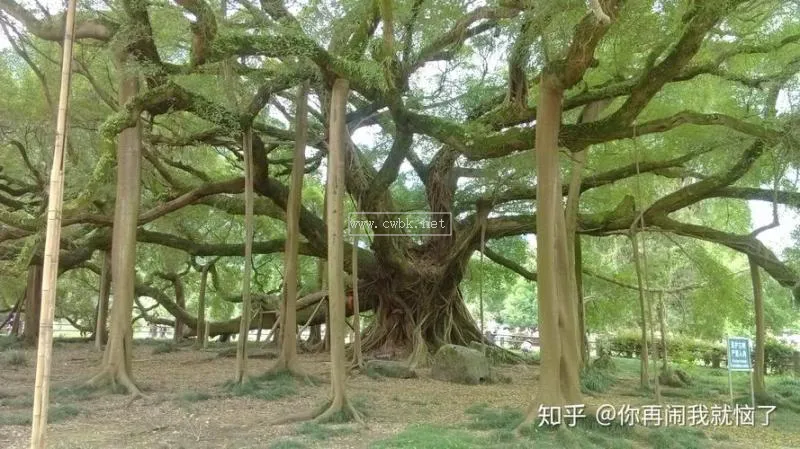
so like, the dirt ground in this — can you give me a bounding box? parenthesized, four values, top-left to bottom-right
(1, 341, 798, 448)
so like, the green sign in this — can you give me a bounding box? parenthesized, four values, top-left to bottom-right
(727, 337, 752, 371)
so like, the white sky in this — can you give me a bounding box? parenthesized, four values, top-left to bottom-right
(0, 2, 798, 257)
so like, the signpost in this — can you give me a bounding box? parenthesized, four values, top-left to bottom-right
(727, 336, 755, 407)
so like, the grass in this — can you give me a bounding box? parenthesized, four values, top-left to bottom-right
(464, 402, 523, 430)
(581, 364, 616, 394)
(221, 370, 297, 401)
(0, 404, 80, 426)
(268, 440, 310, 449)
(295, 422, 350, 441)
(0, 335, 22, 351)
(180, 391, 212, 402)
(1, 349, 27, 366)
(151, 342, 178, 354)
(647, 427, 708, 449)
(370, 424, 481, 449)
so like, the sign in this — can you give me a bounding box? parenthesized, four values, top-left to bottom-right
(727, 337, 752, 371)
(726, 336, 755, 408)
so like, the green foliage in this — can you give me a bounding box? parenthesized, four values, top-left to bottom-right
(764, 339, 797, 375)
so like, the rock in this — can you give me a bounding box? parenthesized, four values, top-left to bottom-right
(364, 360, 418, 379)
(431, 344, 491, 385)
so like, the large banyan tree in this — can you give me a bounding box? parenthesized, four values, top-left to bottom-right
(1, 0, 800, 374)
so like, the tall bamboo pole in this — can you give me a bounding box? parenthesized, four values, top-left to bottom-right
(30, 0, 78, 447)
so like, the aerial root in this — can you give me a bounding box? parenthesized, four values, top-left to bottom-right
(86, 367, 144, 401)
(270, 397, 365, 427)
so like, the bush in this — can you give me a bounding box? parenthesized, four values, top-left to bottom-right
(764, 339, 795, 375)
(606, 333, 726, 368)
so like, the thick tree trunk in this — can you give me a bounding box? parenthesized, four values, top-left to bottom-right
(272, 82, 309, 373)
(23, 265, 43, 346)
(326, 78, 349, 415)
(520, 75, 582, 428)
(235, 126, 255, 383)
(89, 67, 143, 395)
(749, 255, 766, 394)
(95, 251, 111, 349)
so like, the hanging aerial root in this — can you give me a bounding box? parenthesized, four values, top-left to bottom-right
(270, 396, 365, 426)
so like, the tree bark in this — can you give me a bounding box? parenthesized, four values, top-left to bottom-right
(274, 79, 361, 425)
(749, 255, 766, 394)
(88, 62, 143, 395)
(351, 233, 363, 369)
(196, 263, 210, 347)
(95, 251, 111, 349)
(520, 74, 582, 428)
(658, 292, 668, 372)
(272, 82, 309, 373)
(173, 275, 185, 342)
(631, 232, 650, 390)
(235, 126, 255, 383)
(23, 265, 43, 346)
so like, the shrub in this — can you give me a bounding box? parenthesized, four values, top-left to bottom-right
(764, 339, 795, 375)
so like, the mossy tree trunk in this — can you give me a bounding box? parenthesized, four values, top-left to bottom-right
(631, 231, 650, 391)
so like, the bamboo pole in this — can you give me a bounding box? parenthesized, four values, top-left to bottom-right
(30, 0, 78, 447)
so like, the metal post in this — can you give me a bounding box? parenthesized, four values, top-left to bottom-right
(728, 369, 734, 406)
(749, 368, 756, 407)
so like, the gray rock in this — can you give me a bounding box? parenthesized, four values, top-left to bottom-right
(365, 360, 418, 379)
(431, 344, 490, 385)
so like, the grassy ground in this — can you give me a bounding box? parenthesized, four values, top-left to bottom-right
(1, 336, 799, 448)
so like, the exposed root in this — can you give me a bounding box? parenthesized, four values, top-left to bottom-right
(271, 397, 365, 427)
(87, 367, 143, 398)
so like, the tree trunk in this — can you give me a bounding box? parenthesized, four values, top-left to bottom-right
(575, 236, 588, 366)
(631, 232, 650, 390)
(196, 263, 210, 348)
(23, 265, 43, 346)
(520, 75, 582, 427)
(173, 275, 185, 342)
(564, 100, 609, 369)
(351, 233, 364, 369)
(88, 64, 143, 395)
(235, 126, 255, 383)
(272, 82, 309, 374)
(749, 255, 766, 394)
(658, 292, 668, 371)
(95, 251, 111, 349)
(274, 79, 361, 425)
